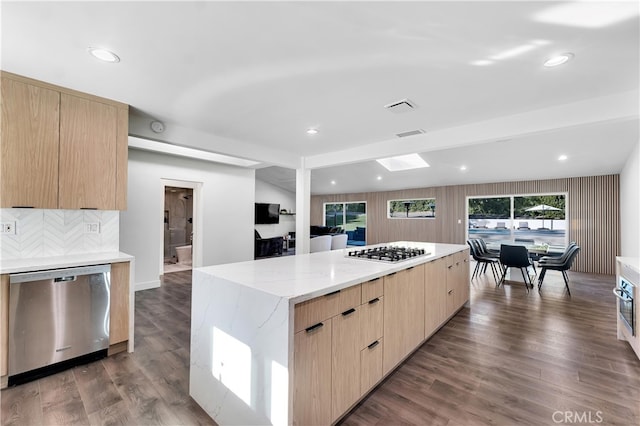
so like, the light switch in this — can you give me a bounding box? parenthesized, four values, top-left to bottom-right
(0, 221, 16, 234)
(84, 222, 100, 234)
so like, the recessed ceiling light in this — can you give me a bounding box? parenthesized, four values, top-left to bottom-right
(331, 180, 336, 185)
(377, 176, 382, 180)
(558, 154, 568, 161)
(544, 53, 574, 67)
(376, 153, 429, 172)
(534, 2, 639, 28)
(88, 47, 120, 63)
(306, 128, 319, 135)
(460, 165, 467, 171)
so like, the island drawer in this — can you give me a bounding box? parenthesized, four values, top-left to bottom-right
(361, 277, 383, 304)
(294, 284, 361, 333)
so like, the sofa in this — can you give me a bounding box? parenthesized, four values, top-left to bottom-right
(255, 230, 283, 258)
(310, 225, 344, 237)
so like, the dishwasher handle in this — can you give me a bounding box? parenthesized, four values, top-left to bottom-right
(10, 264, 111, 284)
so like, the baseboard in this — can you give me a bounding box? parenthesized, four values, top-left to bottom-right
(135, 279, 161, 292)
(108, 341, 128, 356)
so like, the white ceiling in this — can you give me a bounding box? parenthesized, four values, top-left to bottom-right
(2, 1, 638, 194)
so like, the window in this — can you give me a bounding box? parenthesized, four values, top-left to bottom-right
(387, 198, 436, 219)
(324, 202, 366, 246)
(467, 194, 567, 247)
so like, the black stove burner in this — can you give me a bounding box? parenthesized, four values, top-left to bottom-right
(347, 246, 427, 262)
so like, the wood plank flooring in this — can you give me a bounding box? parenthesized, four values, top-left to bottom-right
(1, 271, 214, 426)
(1, 264, 639, 425)
(340, 266, 640, 426)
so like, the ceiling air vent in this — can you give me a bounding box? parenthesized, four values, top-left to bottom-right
(384, 98, 416, 113)
(396, 129, 425, 138)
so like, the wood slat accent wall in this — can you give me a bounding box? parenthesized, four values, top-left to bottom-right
(311, 175, 620, 275)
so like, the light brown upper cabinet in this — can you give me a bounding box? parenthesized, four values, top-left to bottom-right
(0, 72, 128, 210)
(1, 77, 60, 208)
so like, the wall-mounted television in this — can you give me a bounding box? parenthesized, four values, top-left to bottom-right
(255, 203, 280, 224)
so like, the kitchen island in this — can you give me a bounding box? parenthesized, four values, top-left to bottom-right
(190, 242, 469, 425)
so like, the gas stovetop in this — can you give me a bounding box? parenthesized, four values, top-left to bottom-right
(346, 246, 429, 263)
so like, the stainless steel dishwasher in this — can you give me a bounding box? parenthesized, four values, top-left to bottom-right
(8, 264, 110, 385)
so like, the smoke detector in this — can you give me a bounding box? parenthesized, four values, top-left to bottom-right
(384, 98, 417, 113)
(150, 120, 165, 133)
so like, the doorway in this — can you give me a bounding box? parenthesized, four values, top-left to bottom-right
(164, 186, 193, 273)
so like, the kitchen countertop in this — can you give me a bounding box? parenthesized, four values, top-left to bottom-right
(0, 251, 134, 274)
(190, 240, 470, 425)
(195, 241, 467, 304)
(616, 256, 640, 274)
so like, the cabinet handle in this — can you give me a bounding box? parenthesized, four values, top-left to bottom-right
(387, 272, 396, 276)
(448, 289, 453, 295)
(341, 308, 356, 316)
(367, 340, 380, 349)
(368, 278, 379, 283)
(407, 266, 414, 270)
(305, 322, 324, 333)
(12, 206, 34, 208)
(325, 290, 341, 297)
(456, 262, 460, 266)
(448, 265, 453, 269)
(368, 297, 380, 304)
(81, 207, 98, 210)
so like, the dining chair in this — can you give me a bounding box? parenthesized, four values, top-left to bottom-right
(499, 244, 535, 291)
(537, 242, 576, 263)
(476, 238, 500, 258)
(537, 245, 581, 295)
(467, 240, 500, 284)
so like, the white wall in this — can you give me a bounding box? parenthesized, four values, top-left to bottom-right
(620, 140, 640, 257)
(120, 148, 255, 290)
(255, 178, 296, 238)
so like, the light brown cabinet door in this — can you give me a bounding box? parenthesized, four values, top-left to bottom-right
(1, 77, 60, 208)
(383, 265, 425, 374)
(360, 296, 383, 349)
(115, 107, 128, 210)
(360, 338, 383, 395)
(447, 250, 471, 315)
(59, 94, 117, 210)
(109, 262, 130, 345)
(1, 274, 8, 377)
(293, 321, 332, 426)
(331, 307, 361, 422)
(425, 257, 448, 338)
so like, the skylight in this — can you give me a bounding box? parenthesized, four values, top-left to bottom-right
(376, 154, 429, 172)
(533, 2, 639, 28)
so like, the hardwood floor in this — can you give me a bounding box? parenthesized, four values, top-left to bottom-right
(1, 271, 214, 426)
(341, 266, 640, 426)
(2, 265, 639, 425)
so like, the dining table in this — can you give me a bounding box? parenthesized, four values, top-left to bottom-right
(485, 240, 566, 284)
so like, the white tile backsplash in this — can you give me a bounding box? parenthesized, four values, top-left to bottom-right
(0, 209, 119, 260)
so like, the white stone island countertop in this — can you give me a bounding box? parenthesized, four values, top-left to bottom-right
(190, 241, 469, 425)
(0, 251, 134, 274)
(194, 241, 466, 304)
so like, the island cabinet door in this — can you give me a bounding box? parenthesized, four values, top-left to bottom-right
(383, 265, 425, 375)
(293, 321, 332, 426)
(447, 250, 470, 315)
(331, 307, 361, 422)
(424, 257, 448, 338)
